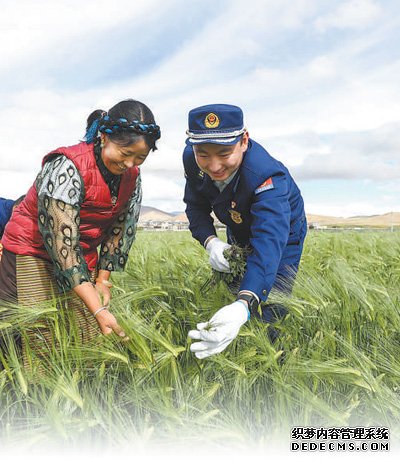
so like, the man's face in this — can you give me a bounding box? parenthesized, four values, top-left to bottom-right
(193, 132, 249, 181)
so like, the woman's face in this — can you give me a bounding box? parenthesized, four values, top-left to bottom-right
(100, 134, 150, 175)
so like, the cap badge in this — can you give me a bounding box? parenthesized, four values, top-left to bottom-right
(204, 113, 220, 129)
(229, 209, 242, 224)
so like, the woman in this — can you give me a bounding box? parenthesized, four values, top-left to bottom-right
(0, 99, 160, 359)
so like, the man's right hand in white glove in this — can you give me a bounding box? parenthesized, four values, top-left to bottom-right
(188, 300, 250, 359)
(205, 236, 231, 273)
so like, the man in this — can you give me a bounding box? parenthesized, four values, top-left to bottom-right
(0, 198, 15, 262)
(183, 104, 307, 359)
(0, 198, 15, 238)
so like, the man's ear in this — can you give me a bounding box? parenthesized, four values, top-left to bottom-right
(241, 130, 249, 148)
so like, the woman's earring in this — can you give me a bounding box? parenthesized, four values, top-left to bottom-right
(100, 139, 104, 148)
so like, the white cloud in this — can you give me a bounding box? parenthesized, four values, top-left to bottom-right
(0, 0, 399, 216)
(314, 0, 382, 32)
(0, 171, 38, 200)
(0, 0, 159, 66)
(141, 173, 184, 212)
(307, 56, 337, 79)
(305, 200, 396, 218)
(280, 123, 400, 181)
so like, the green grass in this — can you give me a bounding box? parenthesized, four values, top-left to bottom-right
(0, 230, 400, 451)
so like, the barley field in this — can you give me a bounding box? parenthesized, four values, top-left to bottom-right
(0, 230, 399, 454)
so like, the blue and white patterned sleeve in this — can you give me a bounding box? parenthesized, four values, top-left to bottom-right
(98, 172, 142, 271)
(36, 155, 91, 292)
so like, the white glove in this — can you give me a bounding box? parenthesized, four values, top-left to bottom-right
(188, 301, 249, 359)
(205, 237, 231, 273)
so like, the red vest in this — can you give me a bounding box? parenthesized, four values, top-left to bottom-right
(2, 142, 138, 271)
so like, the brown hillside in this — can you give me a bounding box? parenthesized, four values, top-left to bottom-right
(306, 212, 400, 227)
(139, 206, 400, 227)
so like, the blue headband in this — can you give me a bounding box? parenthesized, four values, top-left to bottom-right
(85, 115, 161, 144)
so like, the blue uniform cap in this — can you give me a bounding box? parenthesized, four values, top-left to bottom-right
(186, 104, 246, 145)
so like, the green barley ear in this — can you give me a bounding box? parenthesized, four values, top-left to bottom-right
(202, 243, 252, 290)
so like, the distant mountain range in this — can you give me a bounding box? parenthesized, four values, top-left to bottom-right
(306, 213, 400, 227)
(140, 206, 400, 227)
(139, 206, 187, 222)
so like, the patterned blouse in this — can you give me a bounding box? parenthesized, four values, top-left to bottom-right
(35, 145, 142, 292)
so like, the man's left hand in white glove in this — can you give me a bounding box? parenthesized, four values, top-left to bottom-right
(188, 300, 250, 359)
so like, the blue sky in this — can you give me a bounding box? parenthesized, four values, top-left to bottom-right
(0, 0, 399, 216)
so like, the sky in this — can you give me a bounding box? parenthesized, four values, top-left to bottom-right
(0, 0, 399, 217)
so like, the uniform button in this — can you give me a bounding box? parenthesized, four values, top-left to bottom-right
(262, 290, 267, 295)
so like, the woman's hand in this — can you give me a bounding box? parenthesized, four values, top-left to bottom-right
(94, 308, 128, 339)
(95, 269, 113, 306)
(95, 279, 112, 307)
(74, 280, 127, 340)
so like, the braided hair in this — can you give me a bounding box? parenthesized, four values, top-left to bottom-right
(85, 99, 161, 151)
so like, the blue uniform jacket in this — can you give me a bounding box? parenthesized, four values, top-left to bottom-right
(183, 139, 306, 302)
(0, 197, 15, 239)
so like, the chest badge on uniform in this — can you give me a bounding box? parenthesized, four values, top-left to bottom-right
(231, 201, 236, 209)
(229, 209, 242, 224)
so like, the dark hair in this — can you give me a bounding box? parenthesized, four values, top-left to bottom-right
(86, 109, 104, 133)
(85, 99, 160, 151)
